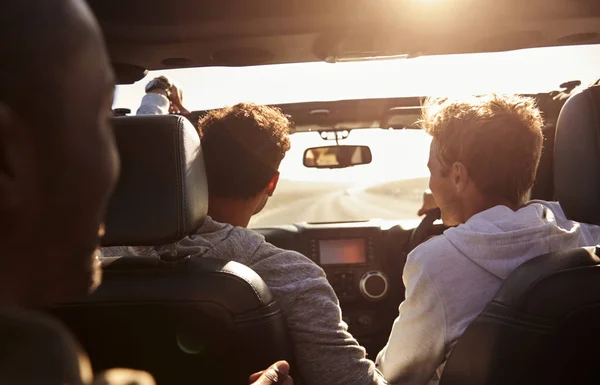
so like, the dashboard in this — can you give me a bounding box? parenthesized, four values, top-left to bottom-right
(253, 219, 444, 356)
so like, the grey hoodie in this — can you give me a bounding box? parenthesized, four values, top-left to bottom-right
(104, 216, 385, 385)
(376, 200, 600, 385)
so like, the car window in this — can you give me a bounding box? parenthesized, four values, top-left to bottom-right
(249, 129, 431, 226)
(113, 44, 600, 112)
(113, 43, 600, 225)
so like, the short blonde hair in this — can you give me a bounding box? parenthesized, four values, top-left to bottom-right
(421, 94, 544, 205)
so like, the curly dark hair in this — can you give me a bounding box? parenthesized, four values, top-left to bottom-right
(198, 103, 291, 199)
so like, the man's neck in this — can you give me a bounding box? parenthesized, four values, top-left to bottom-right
(207, 196, 256, 228)
(462, 195, 523, 223)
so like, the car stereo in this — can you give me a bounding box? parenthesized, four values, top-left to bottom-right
(318, 238, 367, 265)
(307, 235, 387, 304)
(308, 237, 375, 265)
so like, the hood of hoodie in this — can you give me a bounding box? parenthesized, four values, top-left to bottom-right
(443, 201, 591, 280)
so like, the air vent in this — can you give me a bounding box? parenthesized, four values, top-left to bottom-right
(210, 47, 274, 66)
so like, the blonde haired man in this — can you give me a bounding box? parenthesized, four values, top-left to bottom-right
(376, 94, 600, 384)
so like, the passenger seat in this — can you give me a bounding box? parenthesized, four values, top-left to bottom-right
(50, 115, 294, 385)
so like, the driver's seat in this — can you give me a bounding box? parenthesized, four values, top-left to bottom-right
(439, 85, 600, 385)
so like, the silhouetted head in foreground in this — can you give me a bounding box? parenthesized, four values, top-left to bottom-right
(0, 0, 119, 307)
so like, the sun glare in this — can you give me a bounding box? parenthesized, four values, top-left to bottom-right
(113, 44, 600, 189)
(110, 43, 600, 225)
(114, 45, 600, 112)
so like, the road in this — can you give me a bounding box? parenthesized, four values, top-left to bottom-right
(250, 178, 428, 226)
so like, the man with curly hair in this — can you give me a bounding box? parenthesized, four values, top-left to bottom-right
(196, 103, 291, 227)
(376, 94, 600, 385)
(105, 89, 386, 385)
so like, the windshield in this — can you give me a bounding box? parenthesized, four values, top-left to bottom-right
(113, 44, 600, 226)
(250, 129, 431, 226)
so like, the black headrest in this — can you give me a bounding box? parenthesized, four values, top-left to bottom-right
(103, 115, 208, 246)
(554, 85, 600, 225)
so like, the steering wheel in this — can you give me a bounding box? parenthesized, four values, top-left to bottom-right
(408, 208, 442, 252)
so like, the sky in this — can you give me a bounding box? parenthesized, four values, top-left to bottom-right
(113, 44, 600, 111)
(113, 44, 600, 185)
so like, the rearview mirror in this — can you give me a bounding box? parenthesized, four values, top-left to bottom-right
(303, 145, 372, 169)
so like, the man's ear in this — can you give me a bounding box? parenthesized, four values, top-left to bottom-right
(451, 161, 471, 194)
(0, 104, 28, 212)
(266, 172, 280, 197)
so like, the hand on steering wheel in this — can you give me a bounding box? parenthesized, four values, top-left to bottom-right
(417, 189, 438, 216)
(408, 207, 442, 252)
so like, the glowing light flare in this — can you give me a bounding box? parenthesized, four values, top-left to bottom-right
(388, 0, 459, 23)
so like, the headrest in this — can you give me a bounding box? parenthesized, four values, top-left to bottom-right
(554, 85, 600, 225)
(103, 115, 208, 246)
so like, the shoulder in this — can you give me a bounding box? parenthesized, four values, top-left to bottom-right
(253, 241, 324, 275)
(247, 242, 330, 296)
(196, 216, 235, 236)
(528, 200, 568, 219)
(403, 232, 467, 295)
(407, 233, 455, 269)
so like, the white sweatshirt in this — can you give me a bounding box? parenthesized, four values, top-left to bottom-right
(376, 201, 600, 385)
(136, 93, 170, 115)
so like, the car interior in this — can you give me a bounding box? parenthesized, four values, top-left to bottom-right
(47, 1, 600, 384)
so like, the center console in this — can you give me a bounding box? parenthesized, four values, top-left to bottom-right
(295, 222, 404, 349)
(255, 220, 411, 354)
(306, 232, 389, 302)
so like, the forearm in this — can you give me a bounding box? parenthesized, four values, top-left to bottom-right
(136, 93, 170, 115)
(249, 251, 386, 385)
(274, 279, 386, 385)
(375, 259, 446, 385)
(376, 316, 444, 385)
(291, 327, 387, 385)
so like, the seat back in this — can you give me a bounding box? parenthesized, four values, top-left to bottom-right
(439, 247, 600, 385)
(50, 115, 293, 385)
(440, 85, 600, 385)
(55, 256, 292, 385)
(554, 85, 600, 225)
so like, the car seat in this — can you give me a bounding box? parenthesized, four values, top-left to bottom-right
(51, 115, 294, 385)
